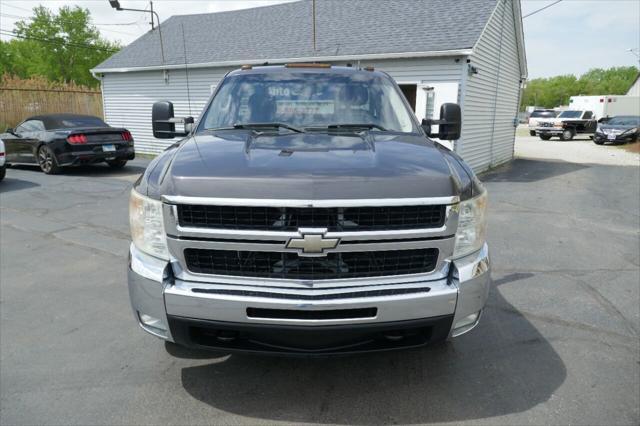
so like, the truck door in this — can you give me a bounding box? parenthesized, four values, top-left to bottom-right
(583, 111, 597, 133)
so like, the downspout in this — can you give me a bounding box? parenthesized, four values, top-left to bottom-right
(90, 71, 108, 122)
(489, 0, 507, 166)
(456, 56, 470, 155)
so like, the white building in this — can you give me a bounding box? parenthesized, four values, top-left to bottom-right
(627, 73, 640, 97)
(92, 0, 527, 172)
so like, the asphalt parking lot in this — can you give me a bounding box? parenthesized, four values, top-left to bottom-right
(1, 141, 639, 425)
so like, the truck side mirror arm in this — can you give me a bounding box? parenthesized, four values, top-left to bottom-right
(152, 101, 194, 139)
(421, 103, 461, 141)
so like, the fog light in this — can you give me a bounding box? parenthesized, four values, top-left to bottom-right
(452, 311, 481, 337)
(138, 312, 167, 333)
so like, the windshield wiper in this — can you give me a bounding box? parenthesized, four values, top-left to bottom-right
(207, 122, 305, 133)
(325, 123, 387, 132)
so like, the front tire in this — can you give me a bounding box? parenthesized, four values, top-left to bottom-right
(539, 134, 552, 141)
(106, 159, 128, 169)
(559, 129, 574, 141)
(37, 145, 61, 175)
(529, 130, 536, 136)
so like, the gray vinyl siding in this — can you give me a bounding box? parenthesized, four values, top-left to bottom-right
(458, 0, 523, 172)
(355, 57, 463, 83)
(101, 67, 233, 154)
(99, 57, 463, 155)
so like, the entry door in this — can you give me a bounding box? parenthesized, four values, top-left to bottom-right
(415, 82, 459, 148)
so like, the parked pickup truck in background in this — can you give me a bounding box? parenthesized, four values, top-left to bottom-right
(536, 110, 598, 141)
(128, 65, 491, 356)
(527, 109, 558, 136)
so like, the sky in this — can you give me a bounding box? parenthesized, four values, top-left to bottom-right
(0, 0, 639, 79)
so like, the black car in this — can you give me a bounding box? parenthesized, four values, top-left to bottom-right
(0, 114, 135, 174)
(593, 115, 640, 145)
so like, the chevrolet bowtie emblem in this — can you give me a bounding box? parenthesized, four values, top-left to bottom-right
(286, 229, 340, 256)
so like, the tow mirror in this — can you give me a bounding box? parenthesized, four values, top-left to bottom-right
(152, 101, 194, 139)
(421, 103, 461, 141)
(6, 128, 13, 135)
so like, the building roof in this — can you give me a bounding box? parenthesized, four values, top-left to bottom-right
(94, 0, 499, 72)
(627, 73, 640, 96)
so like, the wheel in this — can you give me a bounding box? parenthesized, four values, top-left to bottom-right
(106, 159, 128, 169)
(559, 129, 574, 141)
(594, 139, 604, 145)
(37, 145, 61, 174)
(539, 134, 552, 141)
(529, 130, 536, 136)
(0, 165, 5, 181)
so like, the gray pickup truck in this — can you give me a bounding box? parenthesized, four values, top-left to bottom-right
(128, 64, 490, 355)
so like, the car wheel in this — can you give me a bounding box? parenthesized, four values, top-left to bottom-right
(559, 129, 574, 141)
(0, 165, 5, 181)
(37, 145, 61, 174)
(539, 134, 552, 141)
(106, 159, 128, 169)
(594, 139, 605, 145)
(529, 130, 536, 136)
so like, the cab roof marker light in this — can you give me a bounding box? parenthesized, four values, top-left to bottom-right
(241, 64, 253, 70)
(363, 66, 375, 71)
(284, 63, 332, 68)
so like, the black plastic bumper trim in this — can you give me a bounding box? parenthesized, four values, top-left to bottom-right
(167, 314, 454, 356)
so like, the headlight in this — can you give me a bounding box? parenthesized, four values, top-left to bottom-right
(622, 127, 638, 135)
(453, 190, 488, 259)
(129, 189, 169, 260)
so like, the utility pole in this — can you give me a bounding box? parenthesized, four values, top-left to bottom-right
(627, 48, 640, 67)
(312, 0, 316, 52)
(109, 0, 164, 63)
(150, 1, 155, 30)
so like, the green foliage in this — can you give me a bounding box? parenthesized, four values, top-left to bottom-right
(0, 6, 120, 87)
(521, 66, 639, 110)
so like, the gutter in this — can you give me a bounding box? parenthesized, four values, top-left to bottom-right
(90, 49, 473, 75)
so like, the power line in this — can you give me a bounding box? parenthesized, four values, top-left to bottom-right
(0, 12, 139, 35)
(0, 13, 140, 38)
(523, 0, 563, 19)
(1, 2, 32, 13)
(0, 30, 119, 53)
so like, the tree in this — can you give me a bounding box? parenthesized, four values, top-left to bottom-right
(521, 66, 638, 110)
(0, 6, 120, 87)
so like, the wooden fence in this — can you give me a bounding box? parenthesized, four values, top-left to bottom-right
(0, 87, 103, 130)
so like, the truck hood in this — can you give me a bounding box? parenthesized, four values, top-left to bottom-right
(144, 131, 474, 200)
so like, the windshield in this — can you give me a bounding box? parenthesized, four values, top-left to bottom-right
(49, 116, 108, 130)
(558, 111, 583, 119)
(606, 116, 639, 126)
(199, 72, 417, 133)
(530, 110, 556, 118)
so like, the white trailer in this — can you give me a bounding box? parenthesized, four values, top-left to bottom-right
(569, 95, 640, 119)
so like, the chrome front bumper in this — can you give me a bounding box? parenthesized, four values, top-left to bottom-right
(128, 243, 491, 349)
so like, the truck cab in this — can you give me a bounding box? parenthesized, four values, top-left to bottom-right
(127, 65, 491, 355)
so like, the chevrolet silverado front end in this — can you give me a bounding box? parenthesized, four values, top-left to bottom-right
(127, 65, 491, 355)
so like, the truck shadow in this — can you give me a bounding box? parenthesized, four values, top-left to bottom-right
(482, 158, 588, 183)
(177, 273, 566, 424)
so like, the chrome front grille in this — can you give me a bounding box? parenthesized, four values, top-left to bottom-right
(184, 248, 439, 280)
(177, 204, 446, 231)
(163, 195, 459, 288)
